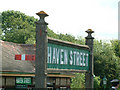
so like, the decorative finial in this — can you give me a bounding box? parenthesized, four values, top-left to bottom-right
(36, 11, 48, 16)
(36, 11, 48, 25)
(85, 29, 94, 33)
(85, 29, 94, 39)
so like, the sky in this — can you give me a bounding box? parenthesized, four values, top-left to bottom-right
(0, 0, 119, 40)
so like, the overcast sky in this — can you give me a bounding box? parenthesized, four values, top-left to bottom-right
(0, 0, 119, 40)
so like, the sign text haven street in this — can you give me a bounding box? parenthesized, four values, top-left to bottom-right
(48, 43, 89, 70)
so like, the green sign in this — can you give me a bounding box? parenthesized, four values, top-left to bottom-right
(47, 43, 89, 71)
(16, 77, 31, 84)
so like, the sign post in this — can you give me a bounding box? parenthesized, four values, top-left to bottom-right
(85, 29, 94, 89)
(35, 11, 48, 89)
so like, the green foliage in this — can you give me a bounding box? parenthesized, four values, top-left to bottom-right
(76, 36, 85, 45)
(71, 73, 85, 89)
(111, 40, 120, 57)
(94, 76, 101, 89)
(2, 10, 37, 33)
(58, 33, 76, 43)
(47, 28, 59, 39)
(47, 28, 82, 44)
(4, 28, 35, 44)
(2, 10, 37, 43)
(1, 10, 84, 44)
(94, 40, 120, 88)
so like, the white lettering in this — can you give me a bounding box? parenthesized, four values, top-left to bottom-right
(73, 51, 76, 65)
(80, 53, 83, 66)
(83, 53, 85, 66)
(70, 51, 73, 65)
(76, 52, 80, 65)
(52, 48, 56, 64)
(64, 50, 68, 64)
(60, 49, 64, 64)
(24, 78, 30, 83)
(86, 54, 89, 66)
(56, 48, 59, 64)
(47, 45, 89, 69)
(16, 78, 23, 83)
(48, 47, 52, 63)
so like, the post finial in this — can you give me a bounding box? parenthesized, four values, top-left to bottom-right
(36, 11, 49, 16)
(85, 29, 94, 39)
(36, 11, 48, 25)
(85, 29, 94, 33)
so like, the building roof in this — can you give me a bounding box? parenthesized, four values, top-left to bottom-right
(1, 40, 35, 73)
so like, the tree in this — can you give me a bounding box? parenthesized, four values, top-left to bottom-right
(1, 10, 83, 44)
(2, 10, 37, 43)
(75, 36, 85, 45)
(111, 40, 120, 78)
(71, 73, 85, 89)
(47, 28, 59, 39)
(94, 76, 101, 89)
(94, 40, 120, 88)
(111, 40, 120, 57)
